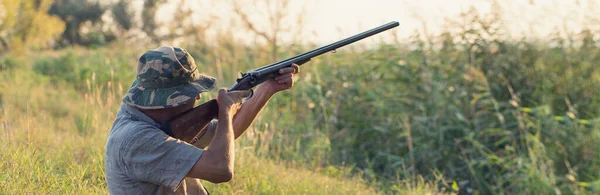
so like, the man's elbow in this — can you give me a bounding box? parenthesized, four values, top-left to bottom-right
(210, 168, 233, 183)
(220, 169, 234, 183)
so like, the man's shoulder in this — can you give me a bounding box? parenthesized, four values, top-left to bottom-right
(110, 117, 155, 139)
(105, 108, 205, 194)
(106, 108, 165, 155)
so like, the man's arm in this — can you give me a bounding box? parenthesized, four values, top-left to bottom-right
(185, 89, 249, 183)
(231, 85, 274, 139)
(231, 64, 300, 139)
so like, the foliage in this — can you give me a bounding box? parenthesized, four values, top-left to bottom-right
(48, 0, 107, 46)
(177, 8, 600, 195)
(31, 47, 134, 90)
(0, 0, 65, 53)
(0, 0, 139, 51)
(110, 0, 133, 31)
(0, 55, 21, 71)
(141, 0, 168, 44)
(254, 10, 599, 194)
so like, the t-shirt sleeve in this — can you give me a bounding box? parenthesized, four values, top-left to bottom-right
(122, 127, 204, 191)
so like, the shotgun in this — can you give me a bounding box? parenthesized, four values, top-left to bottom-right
(160, 21, 400, 146)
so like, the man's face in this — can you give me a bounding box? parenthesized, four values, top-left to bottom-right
(176, 94, 201, 112)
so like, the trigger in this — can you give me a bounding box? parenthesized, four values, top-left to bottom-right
(245, 89, 254, 100)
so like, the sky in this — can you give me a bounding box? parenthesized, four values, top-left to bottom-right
(151, 0, 599, 45)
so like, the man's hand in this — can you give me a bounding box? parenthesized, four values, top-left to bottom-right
(260, 63, 300, 95)
(216, 88, 251, 117)
(230, 63, 299, 139)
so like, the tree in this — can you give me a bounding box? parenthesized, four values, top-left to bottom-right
(0, 0, 65, 53)
(48, 0, 106, 45)
(232, 0, 306, 61)
(111, 0, 134, 31)
(142, 0, 167, 44)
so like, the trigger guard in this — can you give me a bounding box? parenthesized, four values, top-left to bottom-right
(245, 89, 254, 100)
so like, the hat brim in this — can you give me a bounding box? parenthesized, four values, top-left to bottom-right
(123, 75, 216, 109)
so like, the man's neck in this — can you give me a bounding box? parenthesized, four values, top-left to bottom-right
(140, 110, 177, 124)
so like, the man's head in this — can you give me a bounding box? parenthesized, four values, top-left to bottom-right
(123, 46, 216, 110)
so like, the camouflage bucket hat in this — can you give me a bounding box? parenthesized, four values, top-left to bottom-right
(123, 46, 216, 109)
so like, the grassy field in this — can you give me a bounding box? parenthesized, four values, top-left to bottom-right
(0, 47, 443, 194)
(0, 56, 379, 194)
(1, 10, 600, 194)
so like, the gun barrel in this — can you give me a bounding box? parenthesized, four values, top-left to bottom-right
(230, 21, 400, 91)
(297, 21, 399, 61)
(253, 21, 400, 73)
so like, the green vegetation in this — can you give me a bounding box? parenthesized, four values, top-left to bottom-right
(0, 1, 599, 194)
(0, 0, 64, 52)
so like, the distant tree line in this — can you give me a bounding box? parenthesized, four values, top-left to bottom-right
(0, 0, 178, 53)
(0, 0, 304, 59)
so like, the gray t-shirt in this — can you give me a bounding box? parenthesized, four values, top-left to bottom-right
(104, 103, 217, 194)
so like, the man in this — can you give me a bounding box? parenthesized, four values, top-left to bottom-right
(104, 46, 299, 194)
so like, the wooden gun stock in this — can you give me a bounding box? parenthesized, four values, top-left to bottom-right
(162, 99, 219, 144)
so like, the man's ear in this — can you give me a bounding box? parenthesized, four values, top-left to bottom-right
(195, 94, 201, 100)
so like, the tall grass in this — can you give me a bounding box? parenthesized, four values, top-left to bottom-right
(185, 9, 600, 194)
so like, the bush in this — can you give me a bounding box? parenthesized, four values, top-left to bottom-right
(33, 51, 79, 83)
(0, 56, 22, 71)
(32, 47, 135, 91)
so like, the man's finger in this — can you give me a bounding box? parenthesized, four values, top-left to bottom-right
(279, 64, 300, 74)
(218, 88, 227, 96)
(278, 77, 293, 85)
(278, 67, 295, 74)
(231, 90, 251, 98)
(291, 63, 300, 74)
(275, 74, 293, 81)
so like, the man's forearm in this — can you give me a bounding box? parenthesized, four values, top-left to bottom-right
(203, 112, 235, 171)
(215, 112, 234, 169)
(232, 85, 275, 139)
(187, 110, 235, 182)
